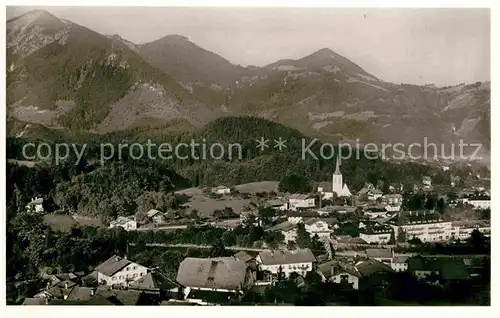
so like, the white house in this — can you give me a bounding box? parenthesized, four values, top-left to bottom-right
(389, 211, 452, 243)
(328, 266, 361, 290)
(382, 194, 403, 206)
(95, 255, 149, 287)
(267, 221, 297, 243)
(109, 216, 137, 231)
(359, 227, 393, 244)
(422, 176, 432, 186)
(288, 194, 315, 211)
(26, 197, 44, 213)
(391, 256, 408, 272)
(212, 185, 231, 195)
(256, 249, 316, 278)
(467, 199, 491, 210)
(304, 218, 331, 239)
(450, 221, 491, 240)
(146, 209, 164, 224)
(363, 206, 389, 219)
(176, 257, 251, 301)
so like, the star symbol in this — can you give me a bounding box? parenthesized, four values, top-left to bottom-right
(255, 137, 270, 151)
(274, 137, 287, 151)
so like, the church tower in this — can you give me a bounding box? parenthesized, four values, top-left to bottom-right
(332, 157, 343, 194)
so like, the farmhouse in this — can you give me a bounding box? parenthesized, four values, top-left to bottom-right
(256, 249, 316, 278)
(288, 194, 315, 211)
(95, 255, 149, 287)
(176, 257, 252, 303)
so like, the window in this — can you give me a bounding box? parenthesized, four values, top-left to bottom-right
(140, 273, 144, 276)
(119, 276, 123, 279)
(112, 277, 117, 281)
(133, 266, 137, 270)
(340, 275, 349, 284)
(133, 274, 137, 278)
(126, 267, 129, 271)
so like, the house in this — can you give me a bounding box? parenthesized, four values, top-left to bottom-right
(65, 286, 95, 301)
(129, 271, 183, 301)
(26, 196, 44, 213)
(319, 261, 362, 290)
(318, 258, 394, 290)
(95, 255, 149, 287)
(265, 199, 288, 211)
(176, 257, 252, 302)
(212, 185, 231, 195)
(391, 256, 409, 272)
(109, 216, 137, 231)
(367, 189, 383, 201)
(317, 158, 352, 198)
(288, 194, 315, 211)
(304, 218, 331, 239)
(388, 210, 453, 243)
(94, 286, 148, 305)
(382, 194, 403, 206)
(363, 206, 389, 219)
(34, 280, 77, 301)
(267, 221, 297, 243)
(354, 259, 395, 289)
(256, 249, 316, 278)
(359, 226, 393, 244)
(422, 176, 432, 186)
(450, 221, 491, 240)
(146, 209, 164, 224)
(365, 248, 393, 264)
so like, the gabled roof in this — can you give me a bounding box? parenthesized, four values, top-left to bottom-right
(317, 182, 332, 192)
(129, 271, 180, 291)
(258, 249, 316, 266)
(234, 251, 253, 263)
(289, 194, 312, 200)
(176, 257, 247, 291)
(366, 248, 392, 259)
(304, 218, 327, 226)
(146, 209, 161, 218)
(95, 287, 144, 305)
(66, 287, 94, 301)
(267, 221, 296, 232)
(355, 259, 394, 277)
(95, 255, 132, 276)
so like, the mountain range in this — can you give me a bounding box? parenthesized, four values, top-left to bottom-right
(6, 10, 490, 161)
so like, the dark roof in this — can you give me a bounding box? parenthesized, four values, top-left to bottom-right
(233, 251, 254, 262)
(66, 287, 94, 301)
(366, 248, 392, 259)
(95, 287, 144, 305)
(258, 249, 316, 265)
(355, 259, 394, 277)
(317, 182, 332, 192)
(22, 298, 46, 305)
(267, 221, 296, 232)
(129, 272, 180, 291)
(176, 257, 247, 291)
(95, 255, 131, 276)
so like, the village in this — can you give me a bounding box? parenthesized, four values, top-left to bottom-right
(20, 157, 491, 306)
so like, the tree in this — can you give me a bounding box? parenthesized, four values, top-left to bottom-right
(310, 234, 326, 256)
(296, 223, 311, 249)
(436, 198, 446, 214)
(397, 229, 407, 243)
(287, 240, 297, 250)
(468, 229, 486, 252)
(210, 240, 228, 257)
(278, 174, 312, 194)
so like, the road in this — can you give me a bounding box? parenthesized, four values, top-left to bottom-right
(129, 242, 267, 252)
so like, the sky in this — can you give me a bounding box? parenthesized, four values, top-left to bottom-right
(7, 6, 490, 86)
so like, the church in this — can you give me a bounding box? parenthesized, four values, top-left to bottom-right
(317, 158, 352, 198)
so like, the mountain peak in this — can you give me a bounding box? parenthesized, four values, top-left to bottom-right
(7, 9, 61, 25)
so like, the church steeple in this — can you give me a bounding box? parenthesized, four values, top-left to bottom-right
(334, 155, 341, 175)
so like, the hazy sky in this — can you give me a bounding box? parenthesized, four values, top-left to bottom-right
(7, 7, 490, 86)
